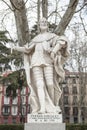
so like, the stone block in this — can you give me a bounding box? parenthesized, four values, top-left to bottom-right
(25, 123, 65, 130)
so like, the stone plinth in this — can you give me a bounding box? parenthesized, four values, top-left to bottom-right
(25, 123, 65, 130)
(24, 114, 65, 130)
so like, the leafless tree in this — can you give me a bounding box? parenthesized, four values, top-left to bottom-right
(10, 0, 30, 46)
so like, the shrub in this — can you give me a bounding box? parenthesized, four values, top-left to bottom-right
(0, 124, 24, 130)
(0, 124, 87, 130)
(66, 124, 87, 130)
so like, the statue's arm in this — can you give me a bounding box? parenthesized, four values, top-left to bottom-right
(12, 46, 29, 53)
(12, 42, 35, 54)
(51, 39, 68, 60)
(52, 40, 66, 54)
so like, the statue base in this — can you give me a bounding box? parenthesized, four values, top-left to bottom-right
(25, 123, 65, 130)
(24, 114, 65, 130)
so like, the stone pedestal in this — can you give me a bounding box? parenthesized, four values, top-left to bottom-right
(24, 114, 65, 130)
(25, 123, 65, 130)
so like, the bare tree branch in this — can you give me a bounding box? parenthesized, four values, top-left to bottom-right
(37, 0, 40, 33)
(2, 0, 13, 11)
(10, 0, 30, 45)
(47, 10, 62, 19)
(24, 0, 28, 5)
(10, 0, 25, 11)
(79, 12, 87, 34)
(42, 0, 48, 18)
(55, 0, 79, 35)
(75, 3, 87, 13)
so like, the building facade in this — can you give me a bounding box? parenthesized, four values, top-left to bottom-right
(0, 85, 30, 124)
(0, 71, 87, 124)
(61, 71, 87, 123)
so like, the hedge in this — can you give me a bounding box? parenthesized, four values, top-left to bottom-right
(0, 124, 87, 130)
(66, 124, 87, 130)
(0, 124, 24, 130)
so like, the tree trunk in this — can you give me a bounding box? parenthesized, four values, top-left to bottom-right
(37, 0, 40, 33)
(55, 0, 79, 35)
(10, 0, 30, 46)
(42, 0, 48, 18)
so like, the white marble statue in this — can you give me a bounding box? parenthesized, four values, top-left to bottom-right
(12, 18, 69, 114)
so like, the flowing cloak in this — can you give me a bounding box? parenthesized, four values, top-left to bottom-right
(23, 32, 70, 113)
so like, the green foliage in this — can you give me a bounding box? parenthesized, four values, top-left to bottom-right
(66, 124, 87, 130)
(0, 125, 24, 130)
(0, 31, 12, 43)
(0, 53, 10, 64)
(0, 30, 26, 99)
(0, 30, 23, 71)
(1, 69, 27, 99)
(0, 124, 87, 130)
(0, 43, 10, 54)
(0, 31, 12, 71)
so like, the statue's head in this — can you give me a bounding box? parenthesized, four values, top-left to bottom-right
(39, 17, 48, 31)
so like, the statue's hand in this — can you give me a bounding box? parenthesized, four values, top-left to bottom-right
(51, 52, 55, 60)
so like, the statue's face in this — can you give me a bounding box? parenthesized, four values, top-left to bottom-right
(39, 18, 48, 31)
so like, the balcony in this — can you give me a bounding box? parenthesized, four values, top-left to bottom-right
(2, 112, 10, 116)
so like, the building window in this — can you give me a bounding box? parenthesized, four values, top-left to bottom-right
(74, 117, 78, 123)
(4, 96, 10, 104)
(22, 106, 26, 115)
(21, 96, 26, 104)
(64, 107, 70, 116)
(3, 106, 10, 115)
(21, 88, 26, 95)
(73, 107, 78, 116)
(81, 107, 85, 117)
(72, 78, 76, 84)
(12, 106, 18, 115)
(63, 86, 69, 94)
(64, 96, 69, 105)
(72, 86, 77, 94)
(12, 97, 18, 104)
(63, 77, 68, 84)
(73, 96, 78, 105)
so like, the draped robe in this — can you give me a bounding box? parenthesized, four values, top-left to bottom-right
(15, 32, 70, 113)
